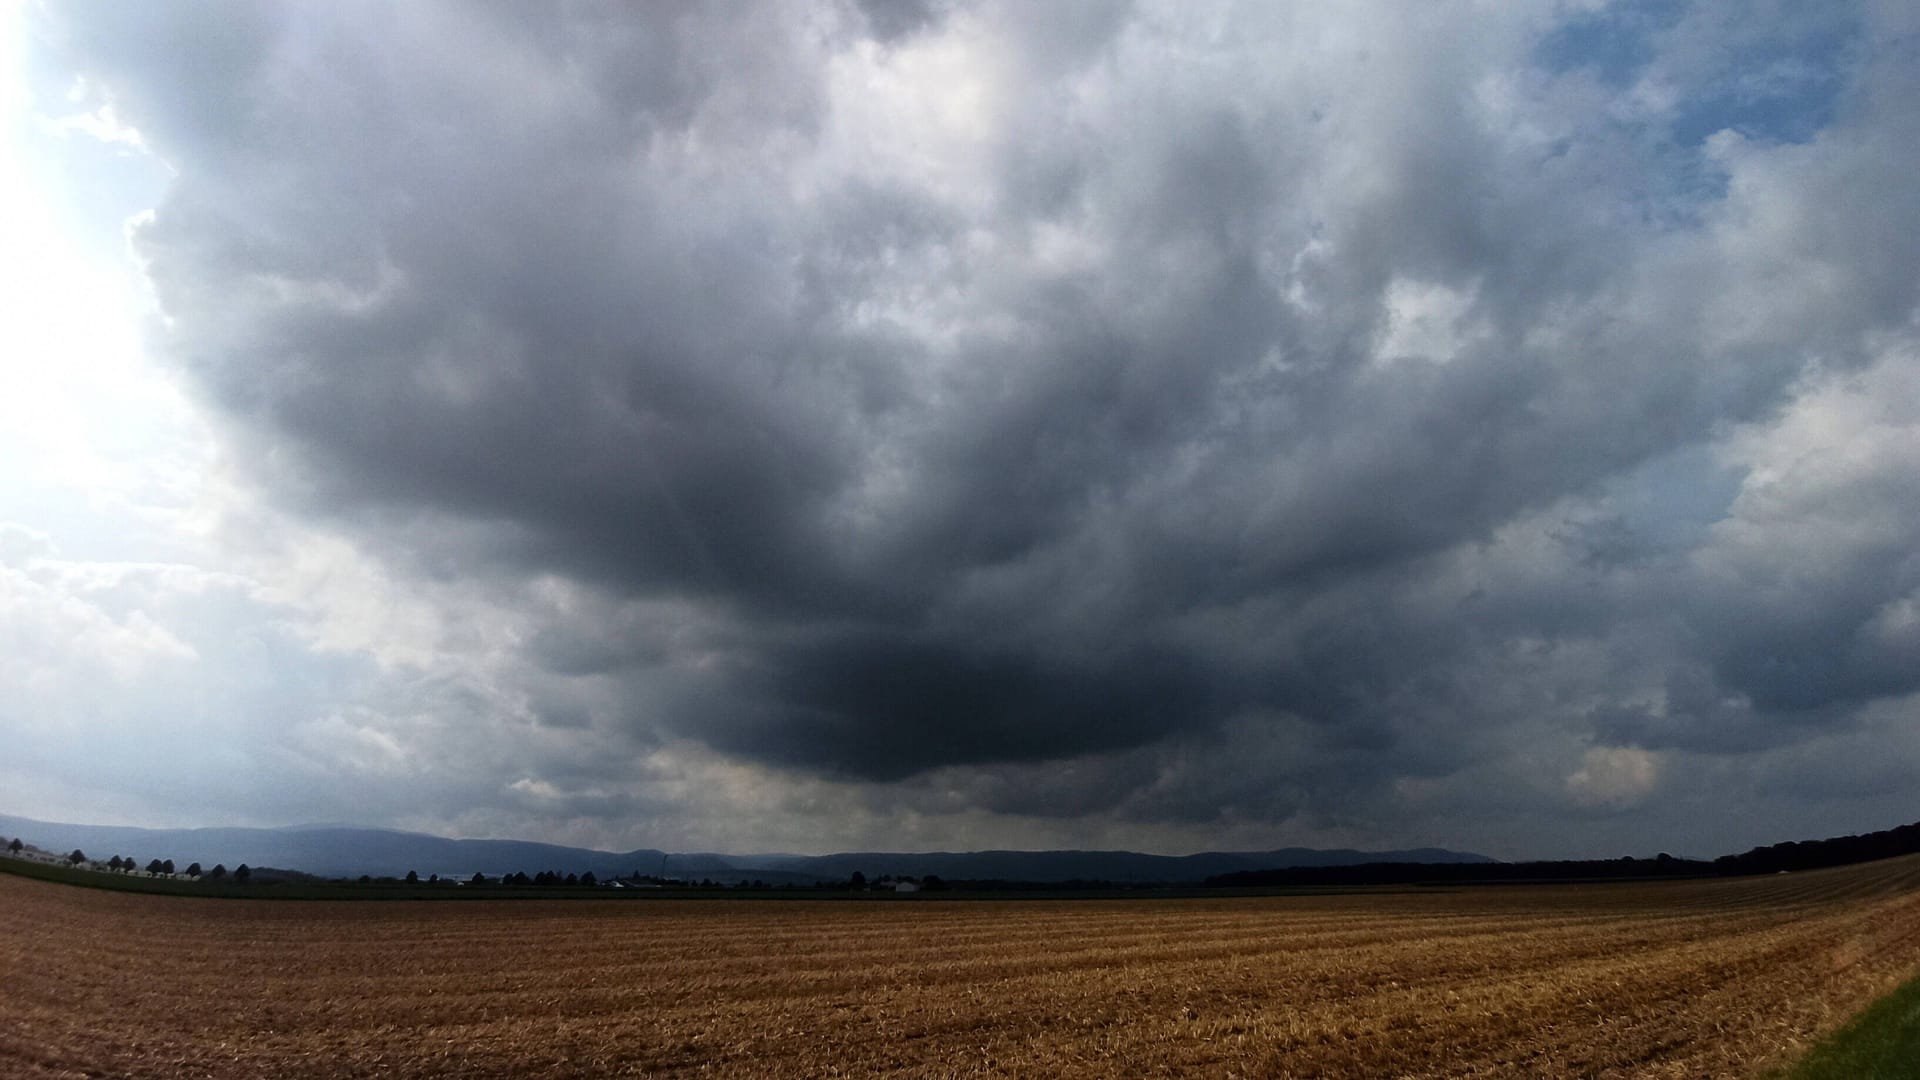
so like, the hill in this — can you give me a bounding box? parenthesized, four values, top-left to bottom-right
(1204, 818, 1920, 888)
(0, 811, 1489, 884)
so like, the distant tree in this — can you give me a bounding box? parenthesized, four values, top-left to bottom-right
(565, 872, 579, 886)
(234, 865, 251, 884)
(428, 873, 438, 884)
(921, 874, 947, 891)
(186, 862, 203, 878)
(512, 871, 531, 886)
(108, 856, 124, 872)
(358, 874, 371, 884)
(209, 864, 227, 880)
(68, 849, 86, 866)
(7, 838, 21, 854)
(146, 858, 164, 875)
(471, 871, 487, 885)
(849, 871, 866, 890)
(161, 859, 175, 875)
(580, 871, 596, 887)
(405, 870, 419, 884)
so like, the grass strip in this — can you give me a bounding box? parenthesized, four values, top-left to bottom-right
(1780, 970, 1920, 1079)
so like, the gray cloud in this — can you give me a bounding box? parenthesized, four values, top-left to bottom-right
(22, 0, 1920, 856)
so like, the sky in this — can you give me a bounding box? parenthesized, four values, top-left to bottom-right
(3, 0, 1918, 861)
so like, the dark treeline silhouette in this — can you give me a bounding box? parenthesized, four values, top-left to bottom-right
(1207, 819, 1920, 889)
(1713, 821, 1920, 876)
(1205, 855, 1708, 888)
(911, 878, 1138, 892)
(490, 870, 600, 887)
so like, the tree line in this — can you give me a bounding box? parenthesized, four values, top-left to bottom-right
(4, 836, 252, 883)
(1204, 818, 1920, 889)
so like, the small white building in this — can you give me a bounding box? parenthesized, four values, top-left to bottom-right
(891, 881, 919, 893)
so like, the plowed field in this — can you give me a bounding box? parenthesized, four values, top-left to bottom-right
(6, 855, 1920, 1078)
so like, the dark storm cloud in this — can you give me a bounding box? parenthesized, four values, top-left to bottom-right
(853, 0, 951, 43)
(690, 631, 1226, 778)
(35, 0, 1920, 838)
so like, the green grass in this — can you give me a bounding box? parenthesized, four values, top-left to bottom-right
(1780, 971, 1920, 1079)
(2, 856, 271, 897)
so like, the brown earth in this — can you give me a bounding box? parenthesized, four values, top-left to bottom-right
(5, 855, 1920, 1078)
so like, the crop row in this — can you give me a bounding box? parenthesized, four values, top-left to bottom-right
(5, 855, 1920, 1077)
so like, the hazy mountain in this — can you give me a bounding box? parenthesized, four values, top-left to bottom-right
(0, 812, 1490, 884)
(744, 848, 1494, 884)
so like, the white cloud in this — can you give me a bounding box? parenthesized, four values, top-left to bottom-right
(1567, 746, 1663, 809)
(0, 552, 204, 683)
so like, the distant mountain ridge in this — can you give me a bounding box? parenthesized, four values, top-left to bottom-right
(0, 812, 1491, 884)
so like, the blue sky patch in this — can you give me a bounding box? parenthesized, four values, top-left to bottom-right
(1539, 1, 1860, 148)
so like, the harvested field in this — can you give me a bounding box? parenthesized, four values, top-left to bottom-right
(6, 856, 1920, 1078)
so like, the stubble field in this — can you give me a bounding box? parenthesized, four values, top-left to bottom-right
(6, 855, 1920, 1078)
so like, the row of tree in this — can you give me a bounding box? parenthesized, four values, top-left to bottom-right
(326, 870, 612, 887)
(1712, 820, 1920, 875)
(847, 872, 946, 889)
(94, 851, 252, 882)
(472, 870, 602, 887)
(0, 837, 254, 884)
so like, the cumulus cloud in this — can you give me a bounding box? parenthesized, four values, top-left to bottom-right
(1567, 746, 1663, 809)
(15, 0, 1920, 856)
